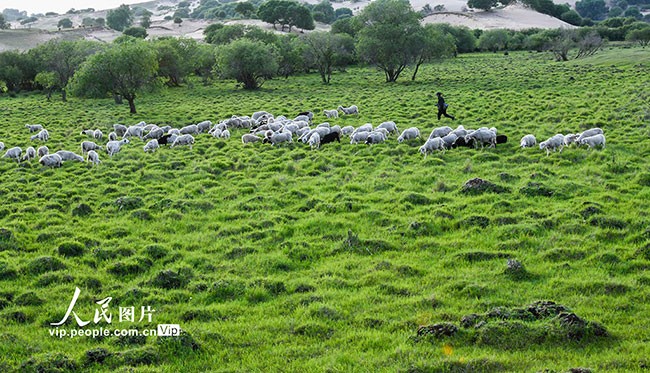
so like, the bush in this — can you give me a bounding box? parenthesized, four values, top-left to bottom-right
(58, 241, 85, 257)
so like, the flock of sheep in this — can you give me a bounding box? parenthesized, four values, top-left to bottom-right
(0, 104, 606, 168)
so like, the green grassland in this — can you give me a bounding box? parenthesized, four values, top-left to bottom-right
(1, 47, 649, 372)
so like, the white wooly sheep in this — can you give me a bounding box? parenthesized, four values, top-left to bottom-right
(296, 127, 311, 138)
(31, 129, 50, 141)
(22, 146, 36, 161)
(242, 134, 261, 144)
(93, 129, 103, 141)
(3, 147, 22, 161)
(316, 122, 330, 129)
(398, 127, 420, 143)
(429, 126, 452, 139)
(209, 122, 227, 135)
(196, 120, 212, 133)
(268, 122, 283, 132)
(520, 134, 537, 148)
(37, 146, 49, 157)
(143, 124, 157, 132)
(81, 141, 102, 154)
(211, 128, 223, 138)
(419, 138, 445, 157)
(563, 133, 579, 146)
(87, 150, 101, 165)
(144, 127, 164, 140)
(329, 125, 342, 135)
(39, 153, 62, 167)
(323, 109, 339, 119)
(164, 134, 178, 146)
(292, 120, 309, 129)
(308, 132, 321, 150)
(577, 128, 603, 143)
(300, 127, 329, 143)
(374, 128, 389, 137)
(113, 124, 128, 137)
(56, 150, 84, 162)
(238, 117, 254, 128)
(224, 116, 241, 128)
(341, 126, 355, 136)
(337, 105, 359, 115)
(252, 111, 270, 121)
(171, 134, 195, 149)
(465, 129, 496, 148)
(108, 132, 118, 141)
(143, 139, 160, 153)
(123, 126, 143, 140)
(80, 129, 95, 138)
(179, 125, 199, 135)
(451, 125, 467, 138)
(377, 121, 398, 135)
(580, 134, 606, 149)
(350, 131, 370, 144)
(352, 123, 373, 136)
(0, 142, 4, 151)
(270, 131, 292, 146)
(159, 125, 172, 133)
(539, 134, 565, 156)
(107, 139, 130, 156)
(26, 124, 43, 133)
(441, 133, 458, 148)
(168, 128, 181, 136)
(221, 129, 231, 139)
(283, 123, 299, 134)
(366, 131, 387, 145)
(294, 114, 310, 123)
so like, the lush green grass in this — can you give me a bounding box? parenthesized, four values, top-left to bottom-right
(1, 47, 649, 372)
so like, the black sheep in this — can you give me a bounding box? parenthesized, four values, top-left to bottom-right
(158, 134, 173, 145)
(320, 132, 340, 146)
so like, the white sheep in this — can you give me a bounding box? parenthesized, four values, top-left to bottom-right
(337, 105, 359, 115)
(252, 111, 271, 121)
(451, 125, 467, 138)
(221, 129, 231, 139)
(539, 134, 565, 156)
(563, 133, 580, 146)
(56, 150, 84, 162)
(211, 128, 223, 138)
(295, 127, 311, 138)
(179, 125, 199, 135)
(520, 134, 537, 148)
(143, 139, 160, 153)
(241, 134, 261, 144)
(113, 124, 128, 137)
(308, 132, 321, 150)
(93, 129, 103, 141)
(87, 150, 101, 165)
(25, 124, 43, 132)
(580, 134, 605, 149)
(144, 127, 164, 140)
(323, 109, 339, 119)
(107, 139, 130, 156)
(350, 131, 370, 144)
(465, 129, 496, 148)
(123, 126, 143, 140)
(171, 134, 195, 149)
(270, 131, 292, 146)
(168, 128, 181, 136)
(294, 114, 311, 123)
(81, 141, 102, 154)
(352, 123, 373, 136)
(341, 126, 355, 137)
(0, 142, 5, 152)
(39, 153, 62, 168)
(80, 129, 95, 138)
(37, 146, 49, 157)
(197, 120, 212, 133)
(441, 133, 458, 148)
(3, 147, 22, 162)
(366, 131, 387, 145)
(31, 129, 49, 142)
(429, 126, 453, 139)
(398, 127, 420, 143)
(316, 122, 330, 129)
(377, 121, 398, 135)
(419, 138, 445, 157)
(108, 132, 118, 141)
(577, 128, 603, 144)
(22, 146, 36, 161)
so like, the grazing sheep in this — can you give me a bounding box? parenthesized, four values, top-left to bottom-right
(108, 132, 118, 141)
(252, 111, 271, 121)
(168, 128, 181, 136)
(451, 125, 467, 138)
(294, 114, 311, 123)
(22, 146, 36, 161)
(144, 127, 164, 140)
(539, 134, 565, 156)
(297, 111, 314, 121)
(374, 128, 389, 137)
(31, 129, 50, 142)
(143, 124, 157, 132)
(25, 124, 43, 133)
(564, 133, 580, 146)
(106, 139, 130, 156)
(158, 134, 177, 146)
(365, 131, 387, 145)
(350, 131, 370, 144)
(353, 123, 373, 135)
(429, 126, 453, 139)
(295, 127, 311, 138)
(37, 146, 49, 157)
(496, 135, 508, 144)
(377, 121, 398, 134)
(221, 129, 231, 139)
(520, 134, 537, 148)
(143, 139, 160, 153)
(0, 142, 4, 151)
(320, 131, 340, 146)
(196, 120, 212, 133)
(329, 125, 341, 135)
(81, 141, 102, 154)
(419, 138, 445, 157)
(441, 133, 458, 148)
(283, 123, 299, 134)
(337, 105, 359, 115)
(123, 126, 144, 140)
(56, 150, 84, 162)
(87, 150, 101, 165)
(465, 129, 496, 148)
(323, 109, 339, 119)
(159, 125, 172, 133)
(341, 126, 355, 136)
(316, 122, 330, 129)
(179, 124, 199, 135)
(210, 122, 227, 135)
(577, 128, 603, 144)
(269, 131, 292, 146)
(39, 153, 62, 168)
(579, 134, 605, 149)
(308, 132, 321, 150)
(242, 134, 261, 144)
(134, 121, 146, 127)
(211, 128, 223, 138)
(93, 129, 103, 141)
(398, 127, 420, 143)
(80, 129, 95, 138)
(171, 134, 195, 149)
(113, 124, 128, 137)
(3, 147, 22, 162)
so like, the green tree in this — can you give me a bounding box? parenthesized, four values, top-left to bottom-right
(215, 39, 278, 89)
(194, 44, 217, 84)
(34, 71, 57, 100)
(331, 16, 360, 37)
(276, 35, 305, 78)
(411, 24, 456, 81)
(431, 23, 477, 53)
(335, 8, 353, 19)
(174, 17, 183, 27)
(356, 0, 424, 82)
(70, 40, 159, 113)
(626, 27, 650, 47)
(313, 1, 336, 24)
(106, 4, 134, 31)
(258, 0, 314, 31)
(623, 6, 642, 19)
(467, 0, 499, 11)
(153, 37, 200, 86)
(575, 0, 608, 20)
(302, 31, 354, 83)
(0, 14, 10, 29)
(140, 15, 152, 28)
(286, 3, 315, 31)
(123, 26, 148, 38)
(560, 10, 583, 26)
(478, 29, 510, 52)
(235, 2, 256, 17)
(58, 18, 73, 29)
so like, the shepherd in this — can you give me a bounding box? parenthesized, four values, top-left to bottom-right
(436, 92, 455, 121)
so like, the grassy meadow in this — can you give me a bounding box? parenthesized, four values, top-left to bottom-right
(0, 46, 649, 372)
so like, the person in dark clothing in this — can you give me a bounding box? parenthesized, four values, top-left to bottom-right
(436, 92, 455, 121)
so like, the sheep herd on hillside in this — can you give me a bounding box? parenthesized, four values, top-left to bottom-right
(1, 104, 606, 168)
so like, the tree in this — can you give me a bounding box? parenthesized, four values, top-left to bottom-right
(30, 40, 101, 101)
(431, 23, 477, 53)
(626, 27, 650, 47)
(0, 51, 38, 92)
(215, 39, 278, 89)
(70, 40, 159, 113)
(58, 18, 73, 29)
(123, 26, 148, 38)
(313, 1, 336, 24)
(34, 72, 57, 100)
(331, 16, 360, 37)
(153, 37, 201, 86)
(467, 0, 499, 11)
(258, 0, 314, 31)
(174, 17, 183, 27)
(0, 14, 9, 29)
(140, 15, 151, 28)
(276, 35, 305, 78)
(286, 3, 315, 31)
(575, 0, 608, 20)
(478, 29, 510, 52)
(411, 24, 455, 81)
(356, 0, 424, 82)
(623, 6, 642, 19)
(560, 10, 583, 26)
(302, 32, 354, 83)
(235, 2, 256, 18)
(106, 4, 134, 31)
(335, 8, 353, 19)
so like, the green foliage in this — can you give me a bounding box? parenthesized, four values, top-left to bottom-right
(19, 16, 38, 25)
(330, 16, 360, 37)
(215, 39, 278, 89)
(153, 37, 203, 86)
(467, 0, 499, 11)
(0, 50, 39, 92)
(140, 15, 152, 29)
(313, 0, 336, 24)
(626, 26, 650, 46)
(106, 4, 134, 31)
(235, 2, 257, 18)
(431, 23, 477, 53)
(0, 14, 8, 30)
(302, 32, 355, 83)
(57, 18, 73, 29)
(478, 29, 511, 51)
(123, 26, 148, 39)
(258, 0, 314, 31)
(575, 0, 609, 20)
(411, 24, 456, 80)
(561, 10, 583, 26)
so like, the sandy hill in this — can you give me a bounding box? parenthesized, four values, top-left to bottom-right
(0, 0, 574, 52)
